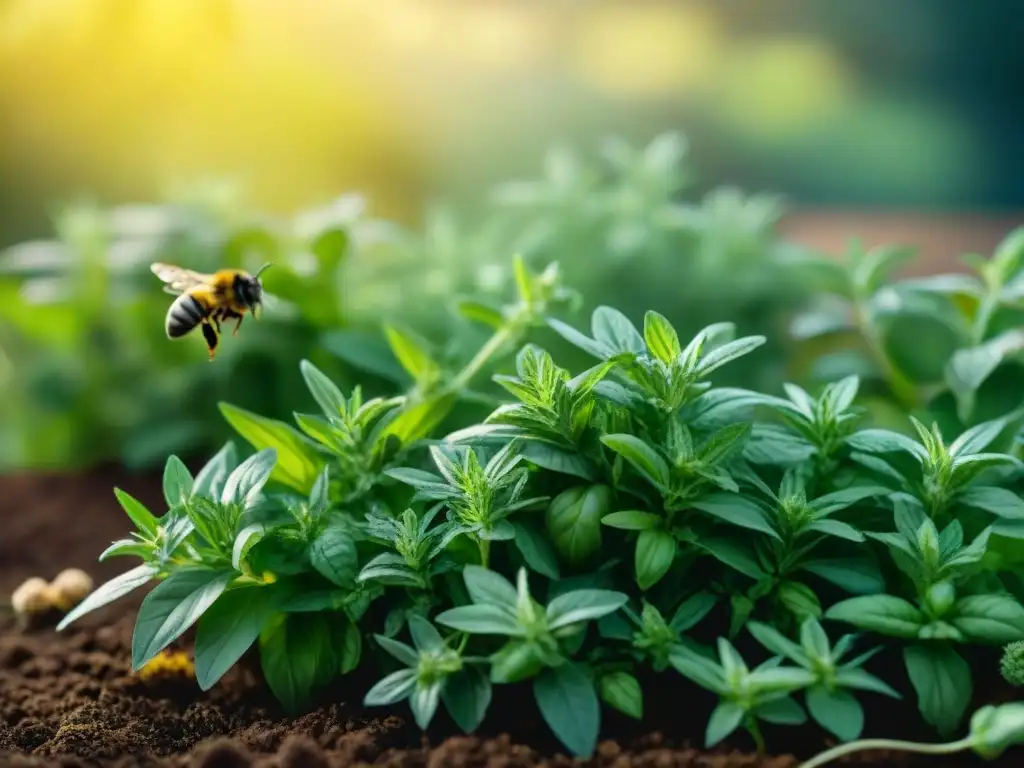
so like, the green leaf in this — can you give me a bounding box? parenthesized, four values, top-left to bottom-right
(846, 429, 926, 458)
(957, 486, 1024, 520)
(489, 640, 546, 684)
(545, 485, 607, 566)
(219, 402, 323, 494)
(260, 612, 339, 713)
(780, 581, 823, 621)
(309, 524, 359, 587)
(163, 455, 194, 509)
(950, 418, 1007, 457)
(463, 565, 517, 610)
(600, 435, 670, 487)
(754, 695, 808, 725)
(99, 539, 152, 562)
(599, 671, 643, 719)
(810, 485, 891, 517)
(379, 393, 457, 448)
(825, 595, 924, 638)
(746, 621, 807, 665)
(407, 615, 444, 653)
(384, 323, 438, 382)
(705, 702, 744, 747)
(456, 299, 504, 330)
(191, 442, 238, 500)
(547, 317, 613, 360)
(696, 335, 767, 376)
(221, 448, 277, 506)
(533, 663, 600, 758)
(747, 666, 817, 693)
(591, 306, 645, 356)
(946, 345, 1005, 423)
(806, 519, 865, 542)
(668, 645, 727, 694)
(113, 488, 159, 538)
(441, 666, 492, 733)
(132, 567, 234, 670)
(194, 586, 275, 690)
(690, 493, 779, 539)
(904, 644, 972, 736)
(669, 591, 718, 632)
(635, 529, 676, 590)
(340, 619, 362, 673)
(310, 225, 349, 271)
(800, 558, 885, 595)
(309, 466, 330, 517)
(601, 510, 662, 531)
(435, 604, 525, 636)
(321, 328, 408, 383)
(546, 589, 628, 629)
(807, 685, 863, 741)
(950, 595, 1024, 644)
(834, 667, 901, 698)
(364, 669, 417, 706)
(511, 520, 560, 579)
(299, 359, 347, 419)
(698, 536, 764, 580)
(57, 564, 158, 631)
(375, 634, 419, 666)
(643, 310, 681, 365)
(520, 441, 599, 482)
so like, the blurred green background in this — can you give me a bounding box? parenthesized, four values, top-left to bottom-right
(1, 0, 1022, 472)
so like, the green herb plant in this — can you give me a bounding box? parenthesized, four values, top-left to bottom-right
(64, 240, 1024, 760)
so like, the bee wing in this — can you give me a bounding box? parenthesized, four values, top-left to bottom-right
(150, 262, 211, 295)
(261, 291, 281, 311)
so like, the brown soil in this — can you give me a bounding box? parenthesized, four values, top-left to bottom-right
(0, 467, 1019, 767)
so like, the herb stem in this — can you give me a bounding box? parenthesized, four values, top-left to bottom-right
(971, 297, 997, 347)
(852, 301, 918, 411)
(478, 538, 491, 569)
(450, 320, 522, 392)
(746, 717, 766, 754)
(799, 736, 974, 768)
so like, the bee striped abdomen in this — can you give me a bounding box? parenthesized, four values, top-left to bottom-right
(165, 293, 209, 338)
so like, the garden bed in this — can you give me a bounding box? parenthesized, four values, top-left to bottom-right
(0, 469, 1017, 768)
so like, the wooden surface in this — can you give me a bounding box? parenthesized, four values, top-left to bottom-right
(780, 211, 1024, 275)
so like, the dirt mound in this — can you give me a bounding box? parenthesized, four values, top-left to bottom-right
(0, 468, 1017, 767)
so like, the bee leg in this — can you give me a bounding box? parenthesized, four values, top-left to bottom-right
(211, 312, 222, 335)
(201, 321, 219, 361)
(232, 313, 244, 336)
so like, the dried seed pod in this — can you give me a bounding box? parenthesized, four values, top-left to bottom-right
(11, 577, 56, 616)
(49, 568, 94, 611)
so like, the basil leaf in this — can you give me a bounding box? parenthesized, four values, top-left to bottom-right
(533, 662, 600, 757)
(194, 586, 275, 690)
(132, 567, 234, 670)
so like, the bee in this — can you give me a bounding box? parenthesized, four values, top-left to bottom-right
(150, 262, 273, 360)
